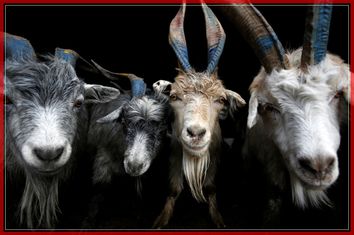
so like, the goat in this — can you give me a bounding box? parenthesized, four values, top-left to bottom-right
(152, 4, 246, 228)
(5, 33, 120, 228)
(218, 5, 350, 224)
(81, 66, 170, 228)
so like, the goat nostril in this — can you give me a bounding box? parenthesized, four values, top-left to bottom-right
(298, 158, 317, 175)
(327, 158, 335, 168)
(186, 126, 206, 139)
(198, 129, 206, 138)
(33, 147, 64, 161)
(187, 128, 196, 137)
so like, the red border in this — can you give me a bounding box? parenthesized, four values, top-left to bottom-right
(0, 0, 352, 235)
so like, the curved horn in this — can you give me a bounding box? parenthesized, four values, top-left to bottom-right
(55, 48, 79, 66)
(91, 60, 146, 97)
(169, 4, 192, 72)
(301, 5, 332, 70)
(202, 4, 226, 74)
(217, 4, 289, 73)
(5, 33, 35, 61)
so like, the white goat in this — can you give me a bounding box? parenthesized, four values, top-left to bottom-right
(220, 4, 350, 217)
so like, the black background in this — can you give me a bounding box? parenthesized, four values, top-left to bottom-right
(5, 4, 349, 230)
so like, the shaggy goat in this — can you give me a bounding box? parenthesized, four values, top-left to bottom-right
(152, 5, 246, 228)
(5, 34, 120, 228)
(81, 67, 169, 227)
(219, 5, 350, 220)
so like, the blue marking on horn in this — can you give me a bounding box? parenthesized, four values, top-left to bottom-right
(130, 79, 146, 97)
(206, 38, 225, 74)
(255, 32, 285, 59)
(313, 5, 332, 64)
(5, 33, 35, 61)
(203, 4, 226, 74)
(170, 39, 192, 71)
(55, 48, 79, 66)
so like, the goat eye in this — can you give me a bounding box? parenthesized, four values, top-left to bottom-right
(73, 99, 83, 108)
(5, 96, 12, 105)
(258, 103, 279, 115)
(334, 90, 343, 99)
(217, 97, 226, 105)
(170, 94, 178, 101)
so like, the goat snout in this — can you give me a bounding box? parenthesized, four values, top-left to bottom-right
(186, 125, 206, 139)
(298, 156, 336, 179)
(124, 160, 150, 177)
(33, 146, 64, 162)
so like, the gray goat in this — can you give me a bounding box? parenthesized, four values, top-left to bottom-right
(5, 34, 120, 228)
(81, 68, 169, 228)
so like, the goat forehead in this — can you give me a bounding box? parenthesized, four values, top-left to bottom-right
(264, 69, 333, 105)
(125, 96, 165, 122)
(173, 72, 226, 98)
(6, 58, 82, 100)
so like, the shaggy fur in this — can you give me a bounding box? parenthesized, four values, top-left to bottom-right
(244, 48, 349, 209)
(5, 56, 118, 228)
(153, 70, 245, 228)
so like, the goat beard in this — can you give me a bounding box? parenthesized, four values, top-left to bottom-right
(290, 173, 331, 209)
(19, 172, 60, 229)
(182, 150, 210, 203)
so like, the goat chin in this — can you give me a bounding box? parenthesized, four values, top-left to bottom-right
(182, 150, 210, 203)
(290, 173, 331, 209)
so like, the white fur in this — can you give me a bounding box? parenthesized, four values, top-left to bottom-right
(245, 49, 349, 208)
(153, 80, 172, 94)
(182, 150, 210, 202)
(21, 107, 71, 171)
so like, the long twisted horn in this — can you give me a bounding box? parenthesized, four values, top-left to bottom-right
(91, 60, 146, 97)
(169, 4, 192, 72)
(202, 4, 226, 74)
(301, 5, 332, 71)
(217, 4, 289, 73)
(5, 33, 35, 61)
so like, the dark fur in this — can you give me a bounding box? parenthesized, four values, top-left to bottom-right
(82, 91, 169, 228)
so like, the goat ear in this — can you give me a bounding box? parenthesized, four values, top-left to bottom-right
(341, 65, 351, 104)
(226, 89, 246, 109)
(97, 106, 123, 123)
(153, 80, 172, 95)
(84, 84, 120, 103)
(220, 90, 246, 120)
(247, 90, 259, 129)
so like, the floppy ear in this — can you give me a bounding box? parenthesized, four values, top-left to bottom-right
(153, 80, 172, 96)
(340, 64, 351, 104)
(247, 90, 259, 129)
(97, 106, 124, 123)
(219, 90, 246, 120)
(84, 84, 120, 103)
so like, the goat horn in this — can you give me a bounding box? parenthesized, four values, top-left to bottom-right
(301, 5, 332, 71)
(55, 48, 79, 66)
(217, 4, 289, 73)
(169, 4, 192, 72)
(91, 60, 146, 97)
(202, 4, 226, 74)
(5, 33, 36, 61)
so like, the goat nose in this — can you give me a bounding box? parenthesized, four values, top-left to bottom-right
(33, 147, 64, 162)
(298, 156, 335, 177)
(187, 125, 206, 139)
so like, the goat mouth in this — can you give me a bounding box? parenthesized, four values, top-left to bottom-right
(33, 165, 64, 175)
(182, 140, 209, 153)
(295, 174, 331, 191)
